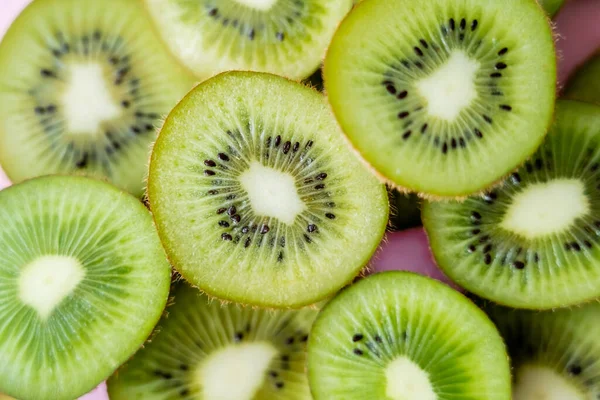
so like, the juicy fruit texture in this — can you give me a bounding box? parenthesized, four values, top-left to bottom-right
(482, 300, 600, 400)
(324, 0, 556, 198)
(0, 176, 171, 400)
(564, 52, 600, 105)
(148, 71, 389, 308)
(107, 281, 317, 399)
(538, 0, 566, 16)
(0, 0, 194, 198)
(423, 100, 600, 309)
(308, 271, 511, 400)
(142, 0, 352, 80)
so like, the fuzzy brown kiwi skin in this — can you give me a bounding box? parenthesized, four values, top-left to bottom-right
(147, 70, 389, 310)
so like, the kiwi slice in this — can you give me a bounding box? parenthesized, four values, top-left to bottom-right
(539, 0, 566, 16)
(0, 0, 194, 198)
(481, 300, 600, 400)
(142, 0, 352, 81)
(0, 175, 171, 400)
(323, 0, 556, 198)
(564, 51, 600, 106)
(107, 280, 317, 399)
(388, 189, 422, 231)
(147, 71, 388, 308)
(423, 100, 600, 309)
(307, 271, 511, 400)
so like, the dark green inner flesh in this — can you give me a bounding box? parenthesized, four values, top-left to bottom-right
(380, 17, 514, 154)
(388, 188, 421, 231)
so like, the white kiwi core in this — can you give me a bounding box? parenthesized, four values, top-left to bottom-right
(385, 356, 437, 400)
(197, 342, 278, 400)
(501, 179, 589, 239)
(513, 364, 586, 400)
(18, 255, 86, 320)
(61, 63, 122, 135)
(232, 0, 278, 11)
(240, 161, 305, 225)
(416, 51, 479, 121)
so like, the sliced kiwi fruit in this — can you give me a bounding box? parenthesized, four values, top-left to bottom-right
(323, 0, 556, 198)
(107, 280, 317, 399)
(539, 0, 566, 16)
(564, 51, 600, 105)
(423, 100, 600, 309)
(142, 0, 352, 81)
(481, 300, 600, 400)
(388, 188, 422, 231)
(0, 175, 171, 400)
(0, 0, 194, 198)
(147, 71, 389, 308)
(307, 271, 511, 400)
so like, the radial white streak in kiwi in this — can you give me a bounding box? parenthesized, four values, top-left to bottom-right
(197, 342, 278, 400)
(240, 161, 305, 225)
(60, 63, 122, 135)
(232, 0, 278, 11)
(18, 255, 85, 320)
(501, 179, 589, 239)
(385, 356, 437, 400)
(416, 51, 479, 122)
(513, 365, 586, 400)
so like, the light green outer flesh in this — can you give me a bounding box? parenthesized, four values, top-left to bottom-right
(307, 271, 511, 400)
(0, 176, 171, 400)
(148, 71, 389, 308)
(423, 100, 600, 310)
(324, 0, 556, 198)
(564, 52, 600, 106)
(0, 0, 195, 198)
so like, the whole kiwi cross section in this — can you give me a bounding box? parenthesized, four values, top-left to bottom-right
(148, 71, 389, 308)
(324, 0, 556, 198)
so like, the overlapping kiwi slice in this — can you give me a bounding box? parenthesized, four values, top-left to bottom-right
(0, 0, 194, 198)
(142, 0, 352, 80)
(107, 280, 317, 399)
(565, 51, 600, 105)
(148, 71, 388, 308)
(307, 271, 511, 400)
(0, 176, 171, 400)
(324, 0, 556, 198)
(424, 100, 600, 309)
(539, 0, 566, 16)
(481, 300, 600, 399)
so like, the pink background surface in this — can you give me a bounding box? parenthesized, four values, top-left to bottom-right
(0, 0, 599, 399)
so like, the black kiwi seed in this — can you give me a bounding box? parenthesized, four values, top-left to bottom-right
(352, 334, 364, 342)
(353, 348, 363, 356)
(260, 225, 270, 234)
(403, 131, 412, 140)
(234, 332, 244, 341)
(449, 18, 455, 30)
(180, 364, 189, 371)
(219, 221, 230, 228)
(460, 18, 466, 30)
(76, 153, 89, 168)
(218, 152, 229, 161)
(374, 335, 382, 343)
(325, 213, 336, 220)
(500, 105, 512, 111)
(315, 173, 327, 180)
(513, 261, 525, 270)
(471, 211, 482, 220)
(471, 20, 478, 30)
(204, 159, 216, 167)
(468, 245, 476, 253)
(398, 111, 410, 119)
(180, 389, 190, 397)
(484, 254, 492, 265)
(569, 365, 582, 375)
(222, 233, 233, 241)
(217, 207, 226, 214)
(244, 237, 251, 248)
(275, 382, 284, 389)
(498, 47, 508, 55)
(496, 62, 508, 70)
(307, 224, 317, 233)
(204, 170, 215, 176)
(414, 47, 424, 57)
(269, 371, 279, 378)
(227, 206, 236, 216)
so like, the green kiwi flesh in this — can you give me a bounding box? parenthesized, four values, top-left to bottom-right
(0, 176, 171, 400)
(423, 100, 600, 309)
(564, 51, 600, 106)
(481, 300, 600, 400)
(142, 0, 352, 81)
(307, 271, 511, 400)
(324, 0, 556, 198)
(0, 0, 194, 198)
(148, 71, 389, 308)
(538, 0, 566, 17)
(107, 280, 317, 399)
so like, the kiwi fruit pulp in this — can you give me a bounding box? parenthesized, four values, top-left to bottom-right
(307, 271, 511, 400)
(324, 0, 556, 198)
(564, 51, 600, 106)
(107, 279, 317, 399)
(0, 0, 194, 198)
(0, 175, 171, 400)
(148, 71, 389, 308)
(423, 100, 600, 309)
(539, 0, 566, 16)
(142, 0, 352, 81)
(481, 300, 600, 400)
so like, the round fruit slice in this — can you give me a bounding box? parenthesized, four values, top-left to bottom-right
(307, 271, 511, 400)
(0, 176, 171, 400)
(107, 280, 317, 399)
(423, 100, 600, 309)
(324, 0, 556, 198)
(147, 71, 388, 308)
(564, 51, 600, 105)
(142, 0, 352, 81)
(482, 300, 600, 400)
(0, 0, 194, 198)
